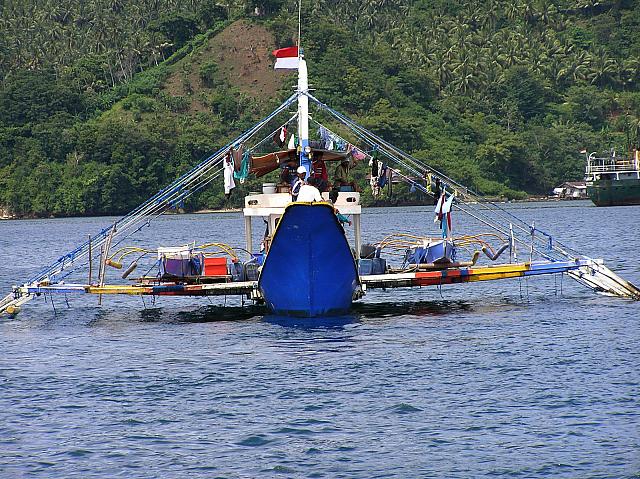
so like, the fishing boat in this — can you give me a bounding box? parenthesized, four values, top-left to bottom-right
(584, 149, 640, 206)
(1, 19, 639, 319)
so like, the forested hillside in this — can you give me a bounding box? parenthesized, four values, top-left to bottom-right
(1, 0, 639, 217)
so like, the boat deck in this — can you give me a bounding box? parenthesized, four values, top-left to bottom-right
(360, 260, 585, 289)
(21, 281, 261, 299)
(16, 260, 590, 300)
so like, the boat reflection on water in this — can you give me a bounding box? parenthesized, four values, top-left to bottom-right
(263, 313, 359, 330)
(352, 300, 473, 319)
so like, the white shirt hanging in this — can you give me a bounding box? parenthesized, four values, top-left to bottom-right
(223, 155, 235, 195)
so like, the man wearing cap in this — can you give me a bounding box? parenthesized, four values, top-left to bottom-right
(291, 166, 306, 201)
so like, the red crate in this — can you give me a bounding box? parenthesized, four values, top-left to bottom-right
(203, 257, 228, 276)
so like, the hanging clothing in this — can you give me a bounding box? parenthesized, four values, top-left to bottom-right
(371, 156, 379, 177)
(349, 145, 367, 162)
(378, 163, 388, 188)
(233, 150, 250, 183)
(223, 152, 235, 197)
(232, 145, 244, 172)
(273, 126, 287, 147)
(369, 156, 383, 197)
(434, 193, 454, 238)
(318, 126, 332, 149)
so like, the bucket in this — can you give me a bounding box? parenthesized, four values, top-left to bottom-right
(263, 183, 277, 194)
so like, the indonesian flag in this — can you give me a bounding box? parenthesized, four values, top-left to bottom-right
(273, 126, 287, 147)
(272, 46, 299, 70)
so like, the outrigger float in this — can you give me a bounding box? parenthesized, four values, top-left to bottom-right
(2, 42, 639, 318)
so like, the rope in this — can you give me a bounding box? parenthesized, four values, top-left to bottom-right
(305, 92, 581, 262)
(26, 93, 298, 286)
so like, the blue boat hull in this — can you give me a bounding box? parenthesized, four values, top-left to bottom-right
(258, 203, 360, 317)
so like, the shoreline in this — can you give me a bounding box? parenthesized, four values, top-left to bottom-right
(0, 197, 591, 221)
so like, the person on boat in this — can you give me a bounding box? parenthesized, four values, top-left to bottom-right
(280, 159, 298, 187)
(310, 153, 328, 192)
(328, 188, 351, 226)
(432, 177, 441, 205)
(334, 158, 358, 192)
(291, 166, 306, 201)
(297, 177, 323, 202)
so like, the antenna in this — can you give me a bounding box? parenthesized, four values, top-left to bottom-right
(298, 0, 302, 55)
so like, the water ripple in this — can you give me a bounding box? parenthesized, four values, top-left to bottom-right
(0, 204, 639, 478)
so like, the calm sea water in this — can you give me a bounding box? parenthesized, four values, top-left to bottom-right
(1, 201, 639, 478)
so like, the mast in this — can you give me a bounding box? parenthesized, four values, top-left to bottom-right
(298, 58, 310, 174)
(297, 0, 310, 174)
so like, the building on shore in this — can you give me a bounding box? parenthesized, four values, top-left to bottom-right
(553, 181, 587, 199)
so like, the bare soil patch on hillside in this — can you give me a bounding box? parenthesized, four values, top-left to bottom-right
(163, 20, 289, 113)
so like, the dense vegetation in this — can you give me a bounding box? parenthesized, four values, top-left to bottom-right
(1, 0, 640, 216)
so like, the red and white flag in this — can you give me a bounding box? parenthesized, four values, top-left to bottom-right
(272, 46, 299, 70)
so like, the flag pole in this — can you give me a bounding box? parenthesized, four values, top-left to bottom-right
(297, 0, 310, 175)
(298, 0, 302, 52)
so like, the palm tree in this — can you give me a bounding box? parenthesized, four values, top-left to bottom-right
(505, 1, 521, 22)
(588, 46, 617, 88)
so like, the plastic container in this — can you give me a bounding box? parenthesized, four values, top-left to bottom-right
(263, 183, 277, 194)
(372, 258, 386, 274)
(230, 262, 244, 282)
(358, 258, 386, 275)
(359, 259, 374, 275)
(203, 257, 227, 276)
(245, 262, 260, 281)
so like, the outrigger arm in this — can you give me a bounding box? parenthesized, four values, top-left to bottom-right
(1, 88, 639, 316)
(569, 260, 640, 300)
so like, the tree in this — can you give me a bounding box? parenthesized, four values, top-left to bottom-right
(502, 66, 547, 120)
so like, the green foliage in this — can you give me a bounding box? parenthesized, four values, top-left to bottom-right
(199, 60, 219, 88)
(0, 70, 83, 126)
(502, 66, 548, 121)
(150, 12, 199, 51)
(561, 85, 611, 130)
(2, 0, 640, 216)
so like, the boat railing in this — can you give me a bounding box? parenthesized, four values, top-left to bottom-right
(586, 160, 639, 174)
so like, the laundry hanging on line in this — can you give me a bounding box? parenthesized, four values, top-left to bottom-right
(223, 151, 235, 197)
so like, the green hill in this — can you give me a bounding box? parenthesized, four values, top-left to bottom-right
(1, 0, 639, 217)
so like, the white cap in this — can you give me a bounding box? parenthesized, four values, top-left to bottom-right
(296, 166, 306, 174)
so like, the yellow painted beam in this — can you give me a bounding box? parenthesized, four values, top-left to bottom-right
(88, 285, 153, 295)
(465, 263, 528, 283)
(467, 271, 525, 282)
(469, 263, 529, 275)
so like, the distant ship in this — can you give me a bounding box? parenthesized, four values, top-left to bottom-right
(584, 149, 640, 206)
